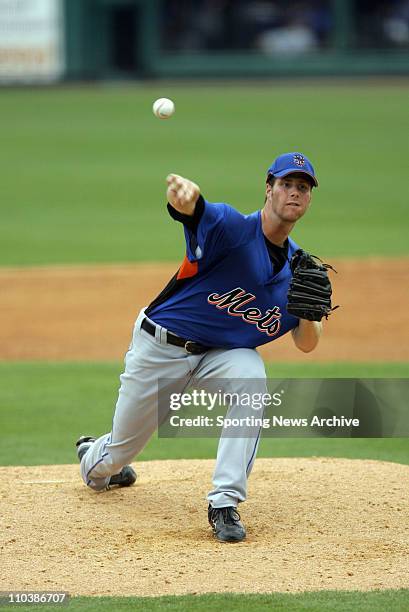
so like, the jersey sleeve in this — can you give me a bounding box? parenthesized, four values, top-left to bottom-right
(167, 196, 205, 235)
(171, 196, 258, 265)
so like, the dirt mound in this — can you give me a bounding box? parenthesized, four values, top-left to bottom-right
(2, 458, 409, 596)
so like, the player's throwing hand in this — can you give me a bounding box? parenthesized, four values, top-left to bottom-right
(166, 174, 200, 216)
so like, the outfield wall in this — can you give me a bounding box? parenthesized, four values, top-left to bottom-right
(1, 0, 408, 84)
(54, 0, 409, 81)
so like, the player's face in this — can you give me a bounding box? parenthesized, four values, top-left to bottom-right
(267, 176, 312, 223)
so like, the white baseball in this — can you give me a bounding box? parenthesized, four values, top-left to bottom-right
(152, 98, 175, 119)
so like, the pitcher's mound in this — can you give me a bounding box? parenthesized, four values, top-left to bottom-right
(2, 458, 409, 597)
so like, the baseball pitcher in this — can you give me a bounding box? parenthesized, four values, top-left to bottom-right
(76, 152, 336, 542)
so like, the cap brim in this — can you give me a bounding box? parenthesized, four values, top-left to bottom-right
(273, 169, 318, 187)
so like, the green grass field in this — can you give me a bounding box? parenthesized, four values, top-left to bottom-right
(3, 590, 409, 612)
(0, 84, 408, 266)
(1, 84, 408, 611)
(1, 361, 408, 467)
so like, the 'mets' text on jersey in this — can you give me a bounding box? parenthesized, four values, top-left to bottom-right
(207, 288, 282, 337)
(147, 199, 300, 349)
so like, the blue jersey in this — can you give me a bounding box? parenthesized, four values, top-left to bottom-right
(148, 200, 300, 349)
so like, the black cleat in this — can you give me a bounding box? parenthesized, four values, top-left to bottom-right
(109, 465, 137, 487)
(75, 435, 137, 488)
(208, 504, 246, 542)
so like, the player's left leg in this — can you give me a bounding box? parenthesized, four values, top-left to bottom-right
(192, 348, 267, 541)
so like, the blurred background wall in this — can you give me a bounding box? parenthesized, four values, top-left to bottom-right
(1, 0, 409, 83)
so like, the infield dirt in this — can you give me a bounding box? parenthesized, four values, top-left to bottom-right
(2, 458, 409, 596)
(1, 258, 408, 362)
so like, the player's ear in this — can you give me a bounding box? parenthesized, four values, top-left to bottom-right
(264, 184, 270, 204)
(266, 174, 275, 191)
(264, 181, 270, 203)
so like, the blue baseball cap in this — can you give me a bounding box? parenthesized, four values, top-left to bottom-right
(267, 152, 318, 187)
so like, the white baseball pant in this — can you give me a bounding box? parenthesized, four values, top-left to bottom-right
(80, 309, 267, 508)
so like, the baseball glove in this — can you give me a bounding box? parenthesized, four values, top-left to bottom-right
(286, 249, 338, 322)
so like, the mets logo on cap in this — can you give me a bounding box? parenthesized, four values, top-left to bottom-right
(293, 154, 305, 167)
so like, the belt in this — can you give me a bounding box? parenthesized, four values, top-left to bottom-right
(141, 318, 210, 355)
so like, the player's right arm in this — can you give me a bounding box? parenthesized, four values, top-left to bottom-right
(166, 174, 200, 216)
(166, 174, 258, 265)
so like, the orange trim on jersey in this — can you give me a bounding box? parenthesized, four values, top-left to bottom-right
(177, 256, 198, 280)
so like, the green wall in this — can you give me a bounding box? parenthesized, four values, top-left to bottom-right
(63, 0, 409, 80)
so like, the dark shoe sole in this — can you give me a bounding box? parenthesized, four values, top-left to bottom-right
(76, 436, 96, 462)
(214, 528, 246, 543)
